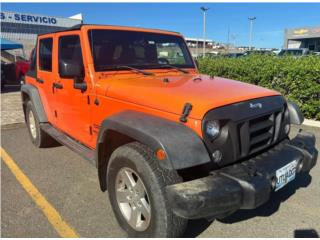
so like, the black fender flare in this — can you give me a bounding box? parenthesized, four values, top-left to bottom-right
(287, 100, 304, 125)
(21, 84, 48, 123)
(96, 111, 211, 190)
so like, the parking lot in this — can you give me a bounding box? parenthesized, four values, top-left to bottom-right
(1, 91, 320, 238)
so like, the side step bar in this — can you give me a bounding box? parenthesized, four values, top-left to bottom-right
(40, 123, 95, 166)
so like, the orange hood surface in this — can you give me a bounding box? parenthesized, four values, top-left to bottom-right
(105, 73, 281, 120)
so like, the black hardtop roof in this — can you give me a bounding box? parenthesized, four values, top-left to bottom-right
(38, 24, 180, 37)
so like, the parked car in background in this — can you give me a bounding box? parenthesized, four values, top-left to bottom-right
(16, 55, 31, 83)
(277, 48, 310, 57)
(196, 52, 219, 59)
(222, 52, 244, 58)
(1, 38, 31, 90)
(243, 50, 275, 56)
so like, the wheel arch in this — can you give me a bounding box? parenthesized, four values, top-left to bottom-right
(21, 84, 48, 123)
(95, 111, 211, 191)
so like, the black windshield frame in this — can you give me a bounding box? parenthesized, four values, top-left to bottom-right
(87, 29, 195, 72)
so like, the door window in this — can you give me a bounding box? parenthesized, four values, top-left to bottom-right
(58, 35, 84, 77)
(39, 38, 53, 71)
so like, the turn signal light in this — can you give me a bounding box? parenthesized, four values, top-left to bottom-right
(156, 149, 166, 160)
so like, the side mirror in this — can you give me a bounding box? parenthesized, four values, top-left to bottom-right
(59, 59, 83, 79)
(73, 76, 87, 92)
(59, 60, 87, 92)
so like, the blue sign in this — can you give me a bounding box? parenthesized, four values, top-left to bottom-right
(1, 11, 58, 25)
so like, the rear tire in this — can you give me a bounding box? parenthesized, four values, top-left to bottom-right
(25, 101, 55, 148)
(107, 142, 187, 237)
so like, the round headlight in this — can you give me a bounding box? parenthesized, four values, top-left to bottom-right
(206, 120, 220, 139)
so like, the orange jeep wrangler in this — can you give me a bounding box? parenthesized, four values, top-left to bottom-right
(22, 24, 317, 237)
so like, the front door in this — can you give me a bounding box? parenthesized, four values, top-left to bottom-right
(52, 33, 92, 146)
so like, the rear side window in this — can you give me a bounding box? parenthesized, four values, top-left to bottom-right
(39, 38, 53, 71)
(58, 35, 84, 76)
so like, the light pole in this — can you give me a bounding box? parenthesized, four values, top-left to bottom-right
(231, 34, 237, 49)
(201, 7, 209, 57)
(227, 26, 230, 53)
(248, 16, 256, 51)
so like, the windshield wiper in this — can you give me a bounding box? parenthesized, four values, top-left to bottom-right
(115, 65, 154, 76)
(158, 64, 189, 74)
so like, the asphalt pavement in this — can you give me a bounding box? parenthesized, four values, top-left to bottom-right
(1, 124, 320, 237)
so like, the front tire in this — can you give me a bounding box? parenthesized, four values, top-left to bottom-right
(25, 101, 54, 148)
(107, 142, 187, 237)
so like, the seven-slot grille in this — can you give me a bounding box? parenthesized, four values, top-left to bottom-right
(238, 110, 283, 157)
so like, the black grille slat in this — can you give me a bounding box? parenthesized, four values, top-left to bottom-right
(250, 140, 271, 153)
(239, 121, 250, 157)
(249, 119, 273, 133)
(250, 132, 273, 145)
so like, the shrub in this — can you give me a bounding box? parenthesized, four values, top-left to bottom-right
(198, 55, 320, 120)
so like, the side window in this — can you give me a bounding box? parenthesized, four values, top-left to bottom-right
(39, 38, 53, 71)
(59, 35, 84, 77)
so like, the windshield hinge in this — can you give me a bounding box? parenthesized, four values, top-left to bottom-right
(180, 103, 193, 123)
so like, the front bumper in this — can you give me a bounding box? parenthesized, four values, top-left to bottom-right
(166, 131, 318, 219)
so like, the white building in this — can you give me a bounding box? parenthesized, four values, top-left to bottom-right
(185, 37, 214, 48)
(284, 26, 320, 51)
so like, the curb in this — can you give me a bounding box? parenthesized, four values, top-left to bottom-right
(303, 119, 320, 128)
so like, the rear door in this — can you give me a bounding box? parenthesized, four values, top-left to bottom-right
(36, 35, 56, 124)
(52, 32, 92, 146)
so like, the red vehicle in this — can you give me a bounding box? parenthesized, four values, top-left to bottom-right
(16, 57, 31, 81)
(1, 39, 30, 89)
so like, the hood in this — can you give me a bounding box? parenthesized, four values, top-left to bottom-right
(106, 73, 280, 120)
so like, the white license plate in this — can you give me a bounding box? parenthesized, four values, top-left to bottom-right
(275, 160, 297, 191)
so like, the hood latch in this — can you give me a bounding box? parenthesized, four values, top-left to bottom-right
(180, 103, 193, 123)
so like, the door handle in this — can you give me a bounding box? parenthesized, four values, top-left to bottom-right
(36, 78, 44, 84)
(53, 82, 63, 89)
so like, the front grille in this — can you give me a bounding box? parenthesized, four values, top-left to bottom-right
(238, 111, 283, 156)
(202, 96, 287, 167)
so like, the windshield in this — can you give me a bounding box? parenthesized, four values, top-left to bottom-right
(88, 29, 194, 72)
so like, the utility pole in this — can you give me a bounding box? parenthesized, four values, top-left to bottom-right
(227, 26, 230, 53)
(201, 7, 209, 57)
(231, 34, 237, 49)
(248, 16, 256, 51)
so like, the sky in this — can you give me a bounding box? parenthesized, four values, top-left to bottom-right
(2, 3, 320, 48)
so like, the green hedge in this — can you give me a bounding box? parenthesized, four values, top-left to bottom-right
(198, 55, 320, 120)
